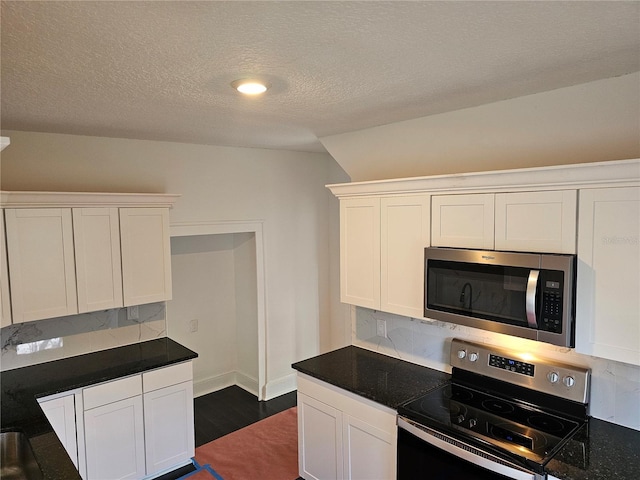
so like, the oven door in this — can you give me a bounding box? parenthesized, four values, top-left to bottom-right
(398, 416, 545, 480)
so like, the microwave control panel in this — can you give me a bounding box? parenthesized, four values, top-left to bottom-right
(539, 271, 564, 333)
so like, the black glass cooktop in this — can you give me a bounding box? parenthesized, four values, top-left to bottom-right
(398, 381, 583, 466)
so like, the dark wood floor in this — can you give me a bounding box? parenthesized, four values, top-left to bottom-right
(194, 385, 298, 447)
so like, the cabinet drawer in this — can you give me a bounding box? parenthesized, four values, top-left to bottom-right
(143, 361, 192, 393)
(83, 375, 142, 410)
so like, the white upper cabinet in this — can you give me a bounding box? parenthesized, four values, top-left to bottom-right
(432, 190, 577, 254)
(380, 195, 431, 318)
(5, 208, 78, 323)
(73, 207, 124, 313)
(495, 190, 577, 254)
(0, 192, 178, 324)
(340, 197, 381, 309)
(431, 194, 495, 250)
(120, 208, 172, 306)
(576, 187, 640, 366)
(340, 194, 430, 316)
(1, 210, 11, 327)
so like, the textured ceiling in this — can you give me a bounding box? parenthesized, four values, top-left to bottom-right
(2, 1, 639, 153)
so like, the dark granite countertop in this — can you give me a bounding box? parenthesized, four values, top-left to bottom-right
(292, 345, 640, 480)
(1, 337, 198, 480)
(292, 345, 450, 409)
(546, 419, 640, 480)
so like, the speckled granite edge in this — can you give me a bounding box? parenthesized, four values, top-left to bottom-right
(1, 337, 198, 480)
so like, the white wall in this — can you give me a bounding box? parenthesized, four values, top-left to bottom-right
(321, 73, 640, 181)
(0, 131, 351, 397)
(168, 234, 240, 396)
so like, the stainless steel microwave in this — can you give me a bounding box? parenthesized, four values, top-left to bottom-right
(424, 247, 576, 347)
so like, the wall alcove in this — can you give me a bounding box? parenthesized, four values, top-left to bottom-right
(168, 222, 266, 400)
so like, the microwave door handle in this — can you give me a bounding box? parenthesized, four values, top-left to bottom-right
(526, 270, 540, 329)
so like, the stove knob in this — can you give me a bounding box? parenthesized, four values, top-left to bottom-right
(563, 375, 576, 387)
(547, 371, 559, 383)
(456, 414, 465, 424)
(469, 418, 477, 428)
(469, 352, 479, 362)
(457, 349, 467, 359)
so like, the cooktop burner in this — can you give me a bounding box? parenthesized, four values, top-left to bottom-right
(400, 382, 581, 464)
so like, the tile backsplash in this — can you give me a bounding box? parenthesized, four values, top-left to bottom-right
(354, 307, 640, 431)
(1, 303, 166, 371)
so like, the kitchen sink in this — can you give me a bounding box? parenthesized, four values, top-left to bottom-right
(0, 431, 44, 480)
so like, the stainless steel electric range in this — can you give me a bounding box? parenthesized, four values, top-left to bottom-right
(397, 338, 590, 480)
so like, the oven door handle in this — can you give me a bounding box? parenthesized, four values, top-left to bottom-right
(526, 269, 540, 329)
(398, 416, 544, 480)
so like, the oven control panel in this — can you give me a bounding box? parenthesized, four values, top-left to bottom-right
(488, 354, 534, 377)
(450, 338, 590, 403)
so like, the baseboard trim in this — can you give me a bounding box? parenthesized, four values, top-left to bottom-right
(235, 371, 259, 397)
(194, 372, 236, 398)
(263, 373, 297, 400)
(194, 370, 261, 398)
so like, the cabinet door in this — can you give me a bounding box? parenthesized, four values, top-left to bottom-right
(1, 210, 11, 327)
(495, 190, 577, 253)
(73, 208, 124, 313)
(143, 381, 195, 476)
(5, 208, 78, 322)
(343, 414, 395, 480)
(431, 194, 495, 249)
(84, 396, 146, 480)
(380, 195, 430, 318)
(298, 392, 344, 480)
(576, 187, 640, 365)
(340, 198, 380, 309)
(120, 208, 172, 306)
(38, 395, 78, 469)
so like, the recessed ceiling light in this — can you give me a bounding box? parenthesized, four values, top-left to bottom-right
(232, 79, 268, 95)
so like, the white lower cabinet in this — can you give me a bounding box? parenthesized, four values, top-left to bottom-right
(83, 375, 146, 480)
(38, 362, 194, 480)
(297, 373, 396, 480)
(343, 413, 395, 480)
(38, 393, 79, 469)
(143, 362, 195, 477)
(84, 393, 146, 480)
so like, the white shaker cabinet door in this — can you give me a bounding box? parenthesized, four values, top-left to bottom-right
(73, 208, 124, 313)
(143, 362, 194, 476)
(298, 392, 344, 480)
(120, 208, 172, 306)
(340, 198, 380, 309)
(431, 194, 495, 250)
(495, 190, 577, 254)
(5, 208, 78, 322)
(1, 210, 11, 327)
(576, 187, 640, 366)
(380, 195, 430, 318)
(343, 413, 396, 480)
(38, 394, 78, 469)
(84, 395, 146, 480)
